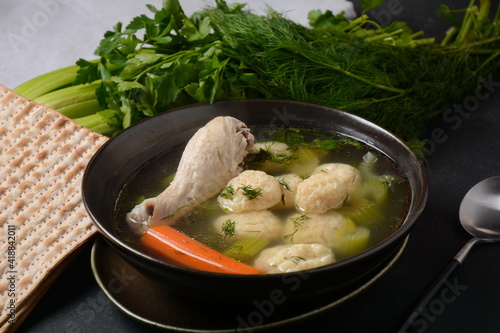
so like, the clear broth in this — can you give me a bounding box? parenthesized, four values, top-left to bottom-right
(115, 127, 411, 268)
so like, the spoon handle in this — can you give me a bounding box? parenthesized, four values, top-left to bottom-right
(396, 237, 481, 332)
(395, 259, 460, 333)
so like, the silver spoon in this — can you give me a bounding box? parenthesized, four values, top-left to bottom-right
(397, 176, 500, 332)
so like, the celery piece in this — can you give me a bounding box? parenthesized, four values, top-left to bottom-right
(13, 64, 80, 100)
(288, 147, 320, 177)
(224, 237, 270, 262)
(73, 110, 122, 137)
(337, 197, 383, 226)
(56, 99, 104, 119)
(352, 179, 388, 204)
(334, 216, 357, 238)
(33, 81, 100, 111)
(334, 226, 371, 257)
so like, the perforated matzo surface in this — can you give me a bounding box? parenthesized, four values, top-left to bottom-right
(0, 85, 108, 332)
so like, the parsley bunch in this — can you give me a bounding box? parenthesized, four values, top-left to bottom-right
(74, 0, 260, 130)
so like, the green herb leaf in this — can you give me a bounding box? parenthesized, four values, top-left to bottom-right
(359, 0, 385, 12)
(284, 256, 306, 265)
(238, 185, 262, 200)
(181, 16, 211, 42)
(74, 59, 100, 84)
(283, 213, 310, 242)
(44, 0, 499, 158)
(219, 185, 235, 200)
(278, 178, 291, 192)
(221, 219, 236, 239)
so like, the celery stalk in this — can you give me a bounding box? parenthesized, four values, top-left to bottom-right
(56, 99, 104, 119)
(33, 81, 101, 117)
(13, 64, 80, 99)
(73, 110, 122, 137)
(224, 237, 270, 262)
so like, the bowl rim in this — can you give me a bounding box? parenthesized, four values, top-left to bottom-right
(82, 98, 428, 278)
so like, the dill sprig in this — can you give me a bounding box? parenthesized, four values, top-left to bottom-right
(219, 185, 235, 200)
(238, 185, 263, 200)
(278, 178, 291, 192)
(221, 219, 236, 239)
(284, 256, 306, 265)
(283, 213, 310, 242)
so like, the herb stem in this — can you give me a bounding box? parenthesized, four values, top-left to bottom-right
(476, 0, 491, 33)
(343, 14, 369, 32)
(441, 27, 458, 46)
(132, 49, 199, 83)
(300, 52, 406, 94)
(365, 29, 405, 43)
(455, 1, 478, 44)
(473, 49, 500, 75)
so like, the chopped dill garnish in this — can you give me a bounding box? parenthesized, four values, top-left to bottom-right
(278, 178, 291, 191)
(238, 184, 263, 200)
(283, 213, 310, 241)
(271, 128, 305, 149)
(284, 256, 306, 265)
(271, 154, 299, 164)
(278, 178, 291, 206)
(266, 128, 362, 152)
(219, 185, 235, 200)
(290, 213, 310, 228)
(308, 136, 362, 151)
(251, 147, 298, 164)
(221, 219, 236, 239)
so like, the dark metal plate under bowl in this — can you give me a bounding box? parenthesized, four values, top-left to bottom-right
(91, 235, 409, 332)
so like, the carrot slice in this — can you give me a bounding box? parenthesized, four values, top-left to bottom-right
(140, 225, 263, 275)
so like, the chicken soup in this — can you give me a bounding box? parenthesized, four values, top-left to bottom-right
(115, 117, 410, 274)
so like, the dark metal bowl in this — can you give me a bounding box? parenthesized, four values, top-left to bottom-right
(82, 99, 427, 304)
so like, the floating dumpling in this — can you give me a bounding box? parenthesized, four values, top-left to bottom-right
(213, 210, 283, 241)
(282, 211, 356, 248)
(294, 172, 347, 214)
(312, 163, 361, 193)
(254, 243, 335, 274)
(217, 170, 282, 213)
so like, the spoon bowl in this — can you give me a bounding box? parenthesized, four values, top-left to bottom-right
(459, 176, 500, 240)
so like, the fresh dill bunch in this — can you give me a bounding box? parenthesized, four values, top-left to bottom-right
(206, 3, 500, 155)
(65, 0, 500, 158)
